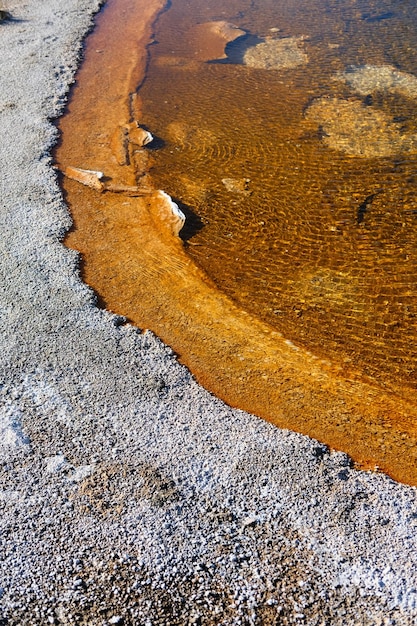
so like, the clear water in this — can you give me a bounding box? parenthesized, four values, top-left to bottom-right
(57, 0, 417, 483)
(139, 0, 417, 395)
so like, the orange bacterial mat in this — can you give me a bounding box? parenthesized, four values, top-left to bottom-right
(56, 0, 417, 485)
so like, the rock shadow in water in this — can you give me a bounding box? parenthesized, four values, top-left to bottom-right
(210, 33, 264, 64)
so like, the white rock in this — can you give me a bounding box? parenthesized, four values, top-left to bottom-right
(0, 404, 30, 456)
(158, 190, 186, 228)
(67, 464, 94, 483)
(45, 454, 67, 473)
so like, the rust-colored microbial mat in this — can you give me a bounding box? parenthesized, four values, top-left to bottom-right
(56, 0, 417, 485)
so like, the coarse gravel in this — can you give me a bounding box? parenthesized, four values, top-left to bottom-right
(0, 1, 417, 624)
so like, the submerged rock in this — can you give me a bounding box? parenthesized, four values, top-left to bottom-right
(187, 20, 246, 62)
(337, 64, 417, 99)
(243, 36, 308, 70)
(222, 177, 251, 196)
(306, 97, 417, 158)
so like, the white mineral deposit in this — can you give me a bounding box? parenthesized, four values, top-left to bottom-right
(0, 1, 417, 624)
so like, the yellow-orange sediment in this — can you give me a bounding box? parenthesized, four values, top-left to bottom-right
(56, 0, 417, 485)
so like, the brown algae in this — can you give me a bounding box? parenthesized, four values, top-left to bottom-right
(56, 0, 417, 485)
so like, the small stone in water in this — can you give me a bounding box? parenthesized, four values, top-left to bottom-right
(222, 177, 251, 195)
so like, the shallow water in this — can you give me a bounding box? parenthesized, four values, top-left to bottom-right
(56, 0, 417, 484)
(140, 0, 417, 395)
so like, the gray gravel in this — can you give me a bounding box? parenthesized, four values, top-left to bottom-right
(0, 1, 417, 624)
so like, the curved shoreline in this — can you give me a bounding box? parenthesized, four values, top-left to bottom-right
(1, 0, 417, 623)
(57, 0, 417, 484)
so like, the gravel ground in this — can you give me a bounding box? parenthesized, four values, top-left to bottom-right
(0, 1, 417, 624)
